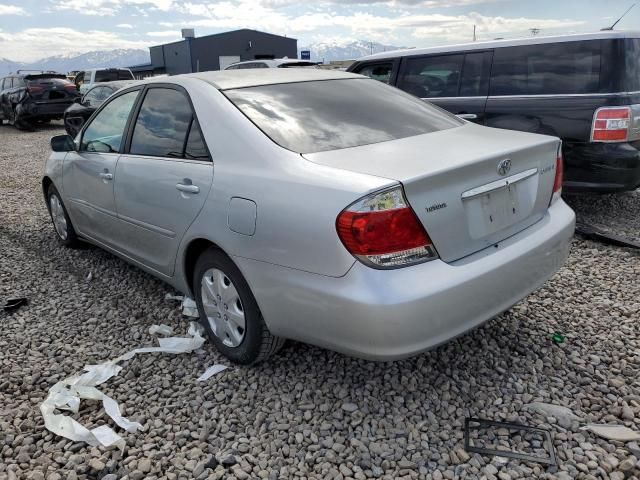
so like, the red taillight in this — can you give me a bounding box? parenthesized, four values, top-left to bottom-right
(550, 145, 563, 205)
(64, 84, 78, 91)
(336, 186, 438, 268)
(591, 107, 630, 142)
(27, 85, 44, 94)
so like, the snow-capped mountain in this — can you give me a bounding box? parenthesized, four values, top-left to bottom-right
(298, 40, 405, 62)
(0, 49, 150, 76)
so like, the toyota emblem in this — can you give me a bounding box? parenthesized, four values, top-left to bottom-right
(497, 159, 512, 176)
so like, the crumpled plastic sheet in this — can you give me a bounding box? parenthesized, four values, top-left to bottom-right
(148, 324, 173, 336)
(196, 364, 228, 382)
(40, 322, 207, 450)
(582, 424, 640, 442)
(164, 293, 199, 318)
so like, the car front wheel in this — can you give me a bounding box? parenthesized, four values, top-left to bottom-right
(47, 185, 79, 248)
(194, 248, 284, 364)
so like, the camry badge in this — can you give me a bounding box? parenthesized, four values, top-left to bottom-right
(497, 158, 512, 176)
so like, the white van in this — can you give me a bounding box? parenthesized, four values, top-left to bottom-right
(74, 68, 135, 94)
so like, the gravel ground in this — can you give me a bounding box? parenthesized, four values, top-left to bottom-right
(1, 122, 639, 480)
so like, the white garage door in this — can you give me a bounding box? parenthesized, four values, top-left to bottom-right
(219, 56, 241, 70)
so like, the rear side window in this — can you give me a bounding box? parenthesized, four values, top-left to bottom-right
(397, 54, 463, 98)
(81, 90, 139, 153)
(460, 52, 488, 97)
(354, 63, 393, 84)
(490, 41, 601, 95)
(625, 39, 640, 91)
(95, 70, 133, 82)
(129, 88, 197, 159)
(225, 78, 463, 154)
(185, 119, 209, 160)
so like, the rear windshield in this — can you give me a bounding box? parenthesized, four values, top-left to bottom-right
(490, 40, 602, 95)
(95, 70, 134, 82)
(225, 78, 462, 153)
(626, 39, 640, 92)
(27, 77, 71, 86)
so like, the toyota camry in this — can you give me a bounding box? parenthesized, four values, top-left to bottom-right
(43, 69, 575, 364)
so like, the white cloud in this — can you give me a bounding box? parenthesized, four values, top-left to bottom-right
(116, 23, 134, 28)
(0, 27, 152, 62)
(50, 0, 174, 16)
(0, 4, 27, 15)
(146, 30, 182, 37)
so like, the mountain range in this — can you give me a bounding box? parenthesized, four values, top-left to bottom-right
(0, 40, 404, 76)
(0, 49, 150, 76)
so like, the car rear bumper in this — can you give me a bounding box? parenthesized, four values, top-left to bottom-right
(17, 100, 74, 120)
(234, 200, 575, 361)
(564, 141, 640, 193)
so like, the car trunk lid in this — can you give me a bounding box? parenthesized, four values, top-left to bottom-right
(304, 123, 560, 262)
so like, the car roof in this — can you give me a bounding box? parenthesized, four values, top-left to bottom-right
(229, 59, 317, 67)
(357, 30, 640, 61)
(163, 69, 363, 90)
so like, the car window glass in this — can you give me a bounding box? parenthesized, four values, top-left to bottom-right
(355, 63, 393, 84)
(130, 88, 192, 158)
(0, 78, 5, 90)
(226, 78, 463, 154)
(95, 70, 119, 82)
(7, 78, 13, 88)
(118, 70, 134, 80)
(81, 90, 139, 153)
(626, 39, 640, 91)
(185, 119, 209, 160)
(460, 52, 485, 97)
(226, 65, 238, 70)
(84, 88, 102, 106)
(398, 55, 463, 98)
(490, 41, 601, 95)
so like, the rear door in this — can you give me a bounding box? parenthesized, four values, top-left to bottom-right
(396, 52, 490, 123)
(62, 89, 141, 244)
(113, 85, 213, 276)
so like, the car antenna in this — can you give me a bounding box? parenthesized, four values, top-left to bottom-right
(601, 2, 635, 30)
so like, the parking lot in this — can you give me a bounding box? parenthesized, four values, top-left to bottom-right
(0, 122, 639, 479)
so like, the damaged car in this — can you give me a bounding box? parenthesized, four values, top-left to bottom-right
(0, 71, 79, 129)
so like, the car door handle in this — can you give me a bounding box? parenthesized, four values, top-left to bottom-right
(176, 183, 199, 194)
(457, 113, 478, 120)
(99, 172, 113, 180)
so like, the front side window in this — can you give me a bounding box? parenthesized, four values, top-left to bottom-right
(398, 55, 464, 98)
(354, 63, 393, 84)
(129, 88, 193, 158)
(226, 78, 462, 154)
(460, 52, 487, 97)
(81, 90, 139, 153)
(490, 40, 601, 95)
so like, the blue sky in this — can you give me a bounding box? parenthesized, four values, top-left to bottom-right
(0, 0, 638, 61)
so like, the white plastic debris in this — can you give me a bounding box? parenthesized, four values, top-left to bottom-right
(149, 324, 173, 336)
(197, 364, 228, 382)
(181, 297, 199, 318)
(164, 293, 184, 302)
(582, 424, 640, 441)
(523, 402, 580, 428)
(86, 271, 93, 282)
(40, 322, 208, 449)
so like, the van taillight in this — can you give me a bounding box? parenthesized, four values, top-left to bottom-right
(591, 107, 631, 142)
(336, 186, 438, 269)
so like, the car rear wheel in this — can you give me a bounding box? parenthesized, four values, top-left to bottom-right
(194, 248, 284, 364)
(47, 185, 79, 248)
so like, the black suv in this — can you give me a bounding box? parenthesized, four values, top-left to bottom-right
(348, 31, 640, 193)
(0, 71, 80, 129)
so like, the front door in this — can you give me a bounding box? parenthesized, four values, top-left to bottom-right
(395, 51, 491, 124)
(62, 89, 140, 245)
(113, 86, 213, 276)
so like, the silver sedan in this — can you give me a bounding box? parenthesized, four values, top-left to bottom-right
(43, 69, 575, 364)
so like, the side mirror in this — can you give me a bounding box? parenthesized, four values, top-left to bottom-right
(51, 134, 76, 152)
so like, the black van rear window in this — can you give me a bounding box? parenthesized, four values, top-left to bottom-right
(626, 39, 640, 92)
(490, 40, 601, 96)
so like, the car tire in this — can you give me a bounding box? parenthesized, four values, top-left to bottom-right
(194, 248, 285, 365)
(47, 184, 80, 248)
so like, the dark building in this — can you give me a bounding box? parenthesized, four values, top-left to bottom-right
(130, 29, 298, 77)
